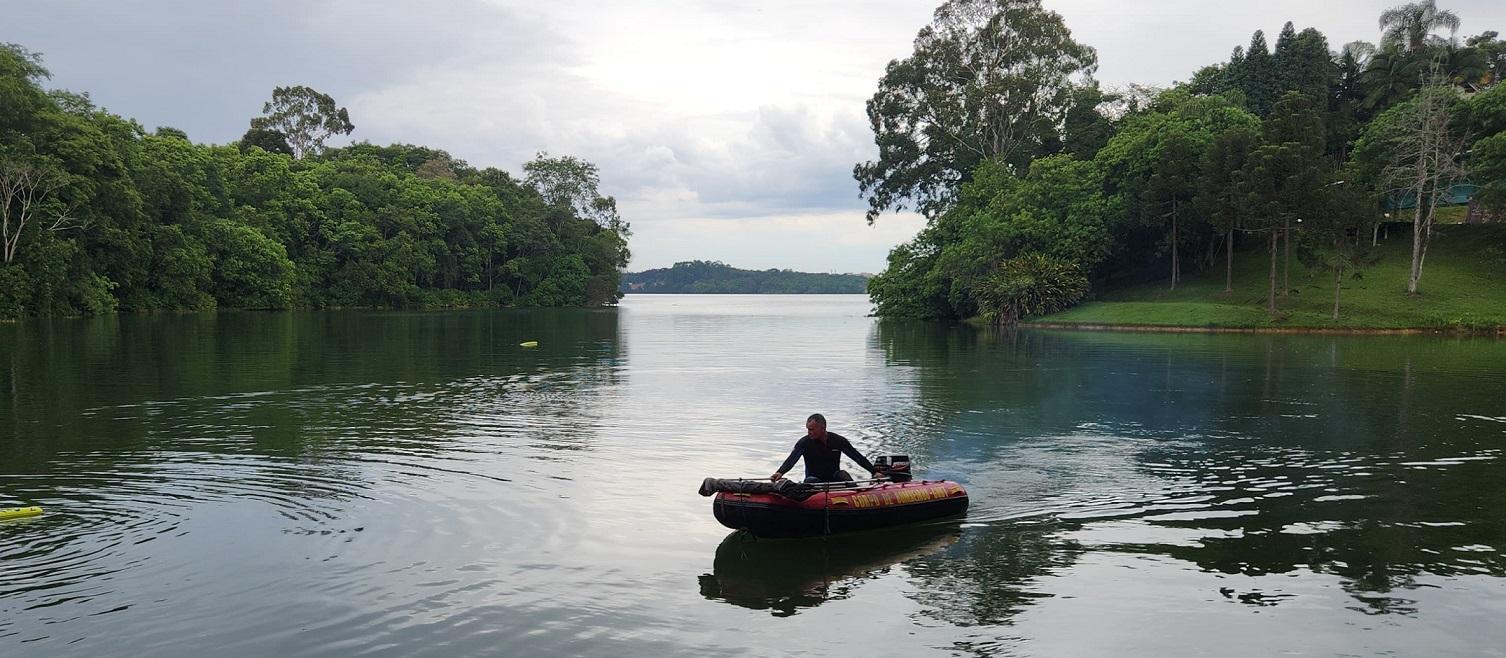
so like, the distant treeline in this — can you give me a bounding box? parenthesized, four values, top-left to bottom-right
(0, 46, 629, 319)
(621, 261, 869, 294)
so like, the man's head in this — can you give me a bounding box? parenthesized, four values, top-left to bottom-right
(806, 413, 827, 441)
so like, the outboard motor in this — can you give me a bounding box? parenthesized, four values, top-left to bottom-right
(872, 455, 913, 482)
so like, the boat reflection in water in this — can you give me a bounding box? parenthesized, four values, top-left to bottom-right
(698, 523, 962, 616)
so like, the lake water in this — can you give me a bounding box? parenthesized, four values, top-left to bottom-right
(3, 295, 1506, 657)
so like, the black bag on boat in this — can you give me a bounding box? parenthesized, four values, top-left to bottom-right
(698, 478, 817, 502)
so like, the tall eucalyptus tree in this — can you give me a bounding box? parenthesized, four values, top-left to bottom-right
(854, 0, 1097, 224)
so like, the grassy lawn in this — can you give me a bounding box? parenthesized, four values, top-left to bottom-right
(1034, 223, 1506, 330)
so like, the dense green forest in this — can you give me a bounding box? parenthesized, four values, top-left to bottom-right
(0, 46, 629, 319)
(860, 0, 1506, 325)
(621, 261, 869, 294)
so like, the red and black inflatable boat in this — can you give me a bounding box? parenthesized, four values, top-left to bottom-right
(706, 479, 969, 539)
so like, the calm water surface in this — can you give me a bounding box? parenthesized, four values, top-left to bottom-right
(3, 295, 1506, 657)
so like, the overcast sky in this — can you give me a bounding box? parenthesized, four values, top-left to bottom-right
(10, 1, 1505, 273)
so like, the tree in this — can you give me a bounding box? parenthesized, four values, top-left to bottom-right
(1274, 26, 1335, 105)
(1093, 91, 1259, 288)
(0, 43, 51, 138)
(1379, 1, 1461, 54)
(238, 126, 293, 156)
(1339, 41, 1378, 85)
(1238, 94, 1327, 314)
(248, 85, 354, 159)
(854, 0, 1097, 223)
(0, 158, 80, 263)
(1331, 41, 1377, 158)
(0, 42, 630, 316)
(1465, 31, 1506, 85)
(1455, 83, 1506, 213)
(1262, 92, 1327, 296)
(1183, 64, 1225, 96)
(1356, 80, 1469, 294)
(1361, 46, 1429, 111)
(1142, 130, 1200, 289)
(1437, 42, 1490, 87)
(1241, 144, 1322, 314)
(1198, 125, 1258, 292)
(1303, 175, 1377, 320)
(1239, 30, 1279, 115)
(869, 153, 1117, 320)
(523, 153, 626, 232)
(868, 239, 951, 319)
(204, 219, 295, 309)
(1222, 46, 1247, 97)
(1060, 83, 1116, 159)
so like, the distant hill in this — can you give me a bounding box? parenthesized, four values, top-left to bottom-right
(621, 260, 870, 294)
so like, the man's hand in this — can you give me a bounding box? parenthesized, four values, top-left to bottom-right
(770, 472, 785, 482)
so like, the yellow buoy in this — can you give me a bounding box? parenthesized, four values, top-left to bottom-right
(0, 506, 42, 521)
(519, 341, 539, 348)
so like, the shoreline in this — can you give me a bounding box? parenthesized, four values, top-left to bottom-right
(1020, 321, 1506, 337)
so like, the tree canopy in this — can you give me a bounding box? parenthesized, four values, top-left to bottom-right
(0, 45, 629, 319)
(853, 0, 1097, 223)
(862, 0, 1503, 323)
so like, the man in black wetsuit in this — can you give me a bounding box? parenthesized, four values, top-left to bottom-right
(770, 414, 880, 483)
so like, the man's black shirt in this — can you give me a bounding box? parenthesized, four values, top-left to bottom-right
(777, 432, 876, 481)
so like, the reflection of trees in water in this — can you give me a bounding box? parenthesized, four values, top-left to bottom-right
(905, 521, 1083, 628)
(0, 309, 624, 497)
(699, 524, 962, 617)
(871, 322, 1506, 615)
(0, 309, 627, 623)
(1113, 446, 1506, 614)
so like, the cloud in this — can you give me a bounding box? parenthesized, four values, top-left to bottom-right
(628, 212, 926, 273)
(9, 0, 531, 140)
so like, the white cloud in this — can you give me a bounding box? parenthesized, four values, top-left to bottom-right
(628, 212, 926, 273)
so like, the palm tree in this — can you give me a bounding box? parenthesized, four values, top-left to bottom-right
(1439, 43, 1488, 86)
(1337, 41, 1377, 103)
(1379, 1, 1461, 53)
(1361, 47, 1427, 110)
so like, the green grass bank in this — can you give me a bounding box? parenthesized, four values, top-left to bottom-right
(1030, 224, 1506, 332)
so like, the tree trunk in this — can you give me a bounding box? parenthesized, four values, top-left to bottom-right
(1372, 222, 1380, 247)
(1407, 181, 1426, 294)
(1170, 202, 1179, 291)
(1282, 217, 1291, 296)
(1267, 231, 1278, 314)
(1224, 229, 1234, 293)
(1418, 202, 1434, 286)
(1332, 262, 1343, 321)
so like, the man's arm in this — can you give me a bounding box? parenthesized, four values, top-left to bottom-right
(836, 435, 877, 475)
(772, 439, 805, 480)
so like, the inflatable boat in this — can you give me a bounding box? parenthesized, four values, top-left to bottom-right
(703, 478, 969, 538)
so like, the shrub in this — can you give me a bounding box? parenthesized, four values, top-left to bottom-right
(975, 254, 1090, 326)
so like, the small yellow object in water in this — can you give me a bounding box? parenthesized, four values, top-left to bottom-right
(519, 341, 539, 348)
(0, 506, 42, 521)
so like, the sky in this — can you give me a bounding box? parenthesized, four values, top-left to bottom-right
(9, 1, 1506, 273)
